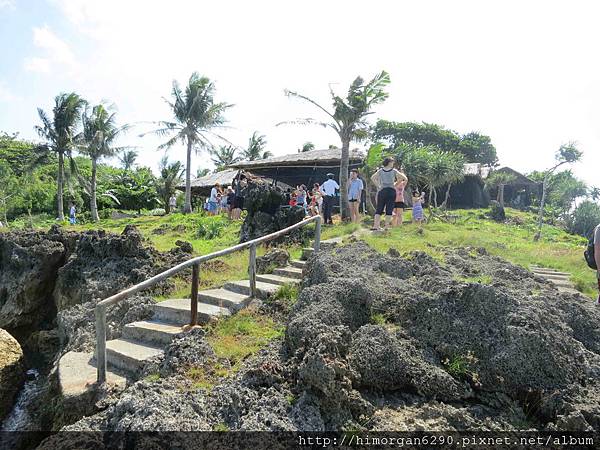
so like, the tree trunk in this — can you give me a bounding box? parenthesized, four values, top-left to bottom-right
(91, 157, 99, 222)
(433, 187, 438, 208)
(440, 184, 452, 210)
(533, 175, 549, 241)
(184, 137, 193, 214)
(57, 151, 65, 221)
(339, 137, 350, 221)
(498, 184, 505, 208)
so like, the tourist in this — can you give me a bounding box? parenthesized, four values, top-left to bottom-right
(320, 173, 339, 225)
(289, 191, 298, 207)
(348, 169, 364, 224)
(226, 187, 235, 220)
(208, 183, 220, 216)
(69, 203, 77, 225)
(296, 184, 307, 215)
(370, 157, 407, 231)
(412, 190, 425, 229)
(393, 172, 408, 226)
(593, 223, 600, 304)
(232, 176, 246, 220)
(168, 193, 177, 213)
(308, 183, 321, 216)
(219, 186, 228, 214)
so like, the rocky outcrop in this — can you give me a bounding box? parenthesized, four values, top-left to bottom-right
(0, 227, 73, 329)
(257, 249, 290, 274)
(240, 182, 308, 243)
(0, 328, 24, 421)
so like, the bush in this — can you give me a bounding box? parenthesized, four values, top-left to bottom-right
(566, 200, 600, 238)
(196, 217, 227, 239)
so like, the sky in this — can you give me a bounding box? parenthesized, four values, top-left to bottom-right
(0, 0, 599, 186)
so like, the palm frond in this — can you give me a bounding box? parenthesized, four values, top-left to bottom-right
(284, 89, 336, 121)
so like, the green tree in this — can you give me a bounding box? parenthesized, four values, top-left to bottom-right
(149, 72, 232, 214)
(280, 71, 390, 219)
(566, 200, 600, 238)
(156, 156, 184, 213)
(110, 167, 158, 213)
(485, 171, 517, 208)
(529, 169, 587, 217)
(0, 132, 37, 176)
(300, 141, 315, 152)
(210, 145, 240, 171)
(119, 150, 138, 171)
(242, 132, 272, 161)
(79, 103, 129, 221)
(196, 167, 210, 178)
(534, 142, 583, 241)
(372, 121, 498, 166)
(35, 92, 87, 220)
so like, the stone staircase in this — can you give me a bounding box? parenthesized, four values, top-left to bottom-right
(530, 265, 579, 295)
(58, 247, 315, 397)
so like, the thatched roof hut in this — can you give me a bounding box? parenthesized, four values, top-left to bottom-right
(179, 168, 290, 197)
(230, 148, 364, 187)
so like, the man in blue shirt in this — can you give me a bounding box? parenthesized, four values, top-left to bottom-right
(348, 169, 364, 224)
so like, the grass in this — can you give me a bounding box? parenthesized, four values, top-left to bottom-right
(270, 283, 299, 305)
(358, 208, 596, 297)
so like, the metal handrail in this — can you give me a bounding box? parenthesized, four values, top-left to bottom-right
(95, 214, 321, 382)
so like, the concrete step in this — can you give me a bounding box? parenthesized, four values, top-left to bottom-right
(59, 351, 126, 398)
(273, 266, 303, 279)
(530, 267, 570, 276)
(122, 320, 183, 346)
(197, 288, 251, 311)
(106, 338, 163, 374)
(152, 299, 231, 325)
(533, 272, 571, 281)
(290, 259, 306, 269)
(224, 280, 280, 299)
(256, 273, 300, 286)
(301, 247, 314, 260)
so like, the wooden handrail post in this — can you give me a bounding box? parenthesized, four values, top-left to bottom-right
(190, 263, 199, 326)
(249, 244, 257, 298)
(95, 305, 107, 383)
(314, 215, 321, 252)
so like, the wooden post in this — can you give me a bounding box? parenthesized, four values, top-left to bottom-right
(314, 215, 321, 252)
(249, 244, 257, 298)
(95, 305, 107, 383)
(190, 263, 199, 326)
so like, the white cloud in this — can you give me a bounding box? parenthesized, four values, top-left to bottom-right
(0, 0, 15, 10)
(23, 25, 79, 75)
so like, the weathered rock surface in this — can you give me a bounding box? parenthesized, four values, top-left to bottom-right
(0, 227, 72, 329)
(49, 240, 600, 434)
(0, 328, 24, 421)
(257, 249, 290, 274)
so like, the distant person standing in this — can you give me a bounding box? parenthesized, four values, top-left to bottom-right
(593, 223, 600, 304)
(370, 157, 406, 231)
(412, 190, 425, 229)
(393, 173, 408, 226)
(320, 173, 339, 225)
(208, 183, 220, 216)
(347, 169, 364, 224)
(69, 203, 77, 225)
(169, 194, 177, 213)
(226, 187, 235, 220)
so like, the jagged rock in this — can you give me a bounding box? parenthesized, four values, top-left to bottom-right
(0, 328, 24, 421)
(240, 182, 309, 243)
(0, 230, 71, 329)
(257, 249, 290, 274)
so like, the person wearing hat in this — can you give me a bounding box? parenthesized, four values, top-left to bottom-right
(320, 173, 339, 225)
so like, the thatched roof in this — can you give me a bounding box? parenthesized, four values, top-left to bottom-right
(231, 148, 365, 170)
(178, 168, 289, 196)
(494, 167, 538, 186)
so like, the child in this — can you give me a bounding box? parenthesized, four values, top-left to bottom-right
(69, 203, 77, 225)
(289, 191, 298, 207)
(412, 191, 425, 228)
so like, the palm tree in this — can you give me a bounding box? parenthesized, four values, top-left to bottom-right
(119, 150, 138, 171)
(35, 92, 87, 220)
(148, 72, 232, 213)
(485, 171, 516, 208)
(300, 141, 315, 153)
(279, 71, 390, 219)
(196, 168, 210, 178)
(156, 156, 185, 213)
(242, 132, 272, 161)
(210, 145, 240, 171)
(79, 103, 129, 221)
(534, 142, 583, 241)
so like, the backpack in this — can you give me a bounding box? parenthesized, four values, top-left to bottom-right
(584, 237, 597, 270)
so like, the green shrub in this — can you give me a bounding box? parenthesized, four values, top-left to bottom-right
(196, 217, 227, 239)
(566, 200, 600, 238)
